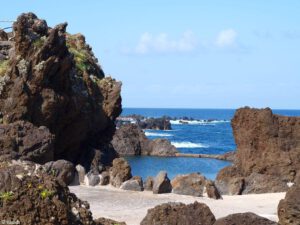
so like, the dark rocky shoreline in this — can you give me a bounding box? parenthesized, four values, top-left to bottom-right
(0, 13, 299, 225)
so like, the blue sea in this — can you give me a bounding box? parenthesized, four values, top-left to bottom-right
(122, 108, 300, 180)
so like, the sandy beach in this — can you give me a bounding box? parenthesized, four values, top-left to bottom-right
(70, 185, 285, 225)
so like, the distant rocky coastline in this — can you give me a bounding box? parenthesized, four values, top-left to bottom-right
(116, 114, 229, 129)
(116, 115, 172, 130)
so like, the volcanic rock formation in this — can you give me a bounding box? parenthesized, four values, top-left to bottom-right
(112, 124, 178, 156)
(0, 13, 122, 173)
(140, 202, 216, 225)
(216, 107, 300, 194)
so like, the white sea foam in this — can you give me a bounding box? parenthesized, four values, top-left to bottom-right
(144, 132, 173, 137)
(171, 141, 209, 148)
(170, 119, 229, 125)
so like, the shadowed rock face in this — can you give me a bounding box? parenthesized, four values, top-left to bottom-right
(216, 107, 300, 194)
(278, 184, 300, 225)
(0, 13, 122, 171)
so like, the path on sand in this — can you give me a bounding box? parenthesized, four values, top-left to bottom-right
(70, 185, 285, 225)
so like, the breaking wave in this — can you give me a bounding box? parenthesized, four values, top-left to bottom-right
(144, 132, 173, 137)
(170, 119, 230, 125)
(171, 141, 209, 148)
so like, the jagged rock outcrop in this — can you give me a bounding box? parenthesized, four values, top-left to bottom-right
(278, 184, 300, 225)
(140, 202, 216, 225)
(0, 13, 122, 173)
(112, 124, 178, 156)
(213, 213, 278, 225)
(216, 107, 300, 194)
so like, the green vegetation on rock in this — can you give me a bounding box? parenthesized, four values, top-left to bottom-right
(40, 189, 54, 200)
(0, 191, 14, 202)
(66, 34, 89, 73)
(0, 60, 9, 76)
(33, 36, 45, 49)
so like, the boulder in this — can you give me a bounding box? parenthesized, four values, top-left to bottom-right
(215, 166, 244, 195)
(131, 176, 143, 187)
(99, 171, 110, 185)
(216, 107, 300, 194)
(75, 164, 86, 184)
(86, 171, 100, 186)
(43, 160, 75, 185)
(112, 124, 178, 156)
(278, 184, 300, 225)
(153, 171, 172, 194)
(120, 180, 143, 191)
(111, 124, 148, 156)
(94, 217, 126, 225)
(171, 173, 206, 197)
(109, 158, 132, 188)
(213, 213, 278, 225)
(144, 176, 154, 191)
(206, 180, 222, 199)
(140, 202, 216, 225)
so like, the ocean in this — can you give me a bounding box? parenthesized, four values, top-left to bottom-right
(122, 108, 300, 180)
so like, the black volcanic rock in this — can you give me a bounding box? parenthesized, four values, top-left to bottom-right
(216, 107, 300, 194)
(116, 115, 172, 130)
(141, 202, 216, 225)
(0, 13, 122, 172)
(112, 124, 178, 156)
(278, 184, 300, 225)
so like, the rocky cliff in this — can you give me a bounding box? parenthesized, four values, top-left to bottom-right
(0, 13, 122, 172)
(216, 107, 300, 194)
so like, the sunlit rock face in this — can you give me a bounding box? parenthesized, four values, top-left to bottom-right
(216, 107, 300, 194)
(0, 13, 122, 172)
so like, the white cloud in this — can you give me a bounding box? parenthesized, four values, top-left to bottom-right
(215, 29, 237, 48)
(134, 31, 197, 54)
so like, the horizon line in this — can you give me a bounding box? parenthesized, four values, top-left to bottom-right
(122, 106, 300, 111)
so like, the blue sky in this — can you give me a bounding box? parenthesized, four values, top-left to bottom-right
(2, 1, 300, 109)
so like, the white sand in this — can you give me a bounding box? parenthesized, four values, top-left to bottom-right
(69, 185, 285, 225)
